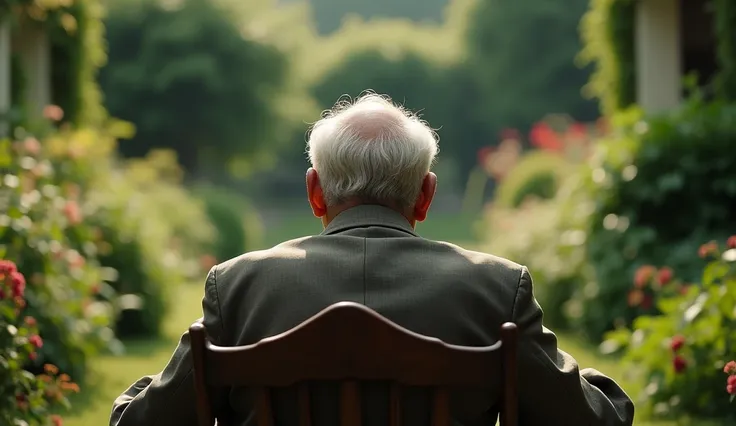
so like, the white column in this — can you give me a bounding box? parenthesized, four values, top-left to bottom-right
(0, 19, 10, 137)
(635, 0, 682, 113)
(18, 23, 51, 118)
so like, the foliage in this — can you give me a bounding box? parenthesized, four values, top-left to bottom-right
(83, 149, 215, 338)
(0, 121, 120, 382)
(566, 97, 736, 341)
(302, 0, 448, 35)
(195, 186, 262, 263)
(481, 176, 592, 329)
(306, 43, 488, 189)
(464, 0, 598, 155)
(579, 0, 636, 115)
(1, 0, 106, 125)
(0, 261, 81, 426)
(100, 0, 297, 177)
(714, 0, 736, 101)
(602, 238, 736, 421)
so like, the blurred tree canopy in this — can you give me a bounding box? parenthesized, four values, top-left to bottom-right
(464, 0, 598, 137)
(289, 0, 450, 35)
(100, 0, 598, 189)
(100, 0, 299, 178)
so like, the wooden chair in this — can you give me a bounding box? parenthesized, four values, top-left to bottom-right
(189, 302, 518, 426)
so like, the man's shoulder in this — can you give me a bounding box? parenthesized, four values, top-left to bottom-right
(426, 239, 524, 274)
(215, 236, 313, 271)
(213, 235, 525, 282)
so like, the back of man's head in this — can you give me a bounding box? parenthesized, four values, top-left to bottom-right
(307, 93, 439, 210)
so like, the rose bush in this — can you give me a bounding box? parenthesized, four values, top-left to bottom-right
(0, 260, 80, 426)
(1, 125, 120, 381)
(602, 237, 736, 421)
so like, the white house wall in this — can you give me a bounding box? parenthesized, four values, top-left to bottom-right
(635, 0, 682, 112)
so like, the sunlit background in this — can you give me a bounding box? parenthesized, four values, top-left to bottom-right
(0, 0, 735, 424)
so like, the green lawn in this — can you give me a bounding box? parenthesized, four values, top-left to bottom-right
(65, 212, 706, 425)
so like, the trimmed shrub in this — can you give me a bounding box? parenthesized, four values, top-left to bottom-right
(603, 237, 736, 421)
(566, 97, 736, 341)
(481, 177, 592, 329)
(84, 150, 215, 338)
(195, 186, 262, 263)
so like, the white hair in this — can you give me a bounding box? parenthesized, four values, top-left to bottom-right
(306, 92, 439, 209)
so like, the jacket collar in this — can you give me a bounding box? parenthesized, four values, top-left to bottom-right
(321, 204, 418, 237)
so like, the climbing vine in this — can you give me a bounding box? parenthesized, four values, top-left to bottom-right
(580, 0, 736, 114)
(578, 0, 636, 115)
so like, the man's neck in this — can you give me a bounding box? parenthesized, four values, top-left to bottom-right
(323, 201, 414, 228)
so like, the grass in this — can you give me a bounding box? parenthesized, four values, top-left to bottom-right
(65, 211, 709, 426)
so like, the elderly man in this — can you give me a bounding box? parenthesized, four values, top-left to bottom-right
(110, 93, 635, 426)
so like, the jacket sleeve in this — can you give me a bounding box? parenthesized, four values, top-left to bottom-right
(512, 266, 635, 426)
(109, 266, 224, 426)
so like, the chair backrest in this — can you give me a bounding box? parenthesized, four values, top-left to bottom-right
(189, 302, 518, 426)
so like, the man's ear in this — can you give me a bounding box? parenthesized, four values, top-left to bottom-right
(413, 172, 437, 222)
(306, 168, 327, 218)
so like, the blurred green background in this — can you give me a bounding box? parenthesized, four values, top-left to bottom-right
(1, 0, 735, 424)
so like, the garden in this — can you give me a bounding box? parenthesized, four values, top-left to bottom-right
(1, 0, 736, 424)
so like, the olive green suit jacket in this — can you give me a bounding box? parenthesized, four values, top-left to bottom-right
(110, 204, 634, 426)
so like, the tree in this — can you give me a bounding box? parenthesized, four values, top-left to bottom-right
(464, 0, 598, 149)
(100, 0, 293, 177)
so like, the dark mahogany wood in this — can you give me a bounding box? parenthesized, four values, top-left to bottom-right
(189, 301, 518, 426)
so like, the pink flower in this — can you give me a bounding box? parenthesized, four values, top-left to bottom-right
(10, 271, 26, 298)
(698, 241, 718, 258)
(29, 335, 43, 349)
(43, 105, 64, 122)
(656, 267, 674, 287)
(727, 375, 736, 395)
(63, 200, 83, 225)
(727, 235, 736, 249)
(0, 259, 17, 275)
(23, 137, 41, 155)
(724, 360, 736, 375)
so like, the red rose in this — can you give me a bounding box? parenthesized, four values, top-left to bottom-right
(0, 259, 17, 275)
(656, 267, 673, 286)
(29, 335, 43, 348)
(728, 235, 736, 249)
(15, 393, 28, 410)
(634, 265, 656, 288)
(670, 335, 685, 352)
(724, 360, 736, 375)
(673, 355, 687, 373)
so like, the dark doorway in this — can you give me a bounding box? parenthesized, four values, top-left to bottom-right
(680, 0, 718, 97)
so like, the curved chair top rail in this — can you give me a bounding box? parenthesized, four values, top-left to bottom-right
(190, 301, 518, 388)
